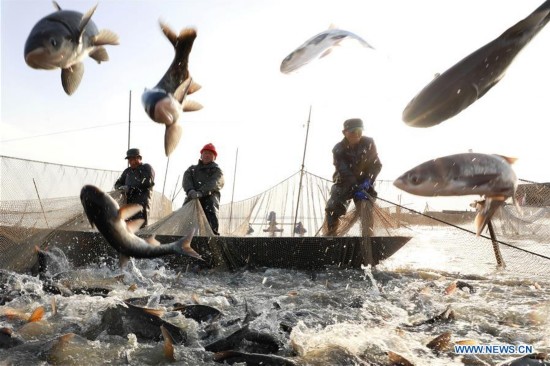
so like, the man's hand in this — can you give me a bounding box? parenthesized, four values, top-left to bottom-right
(188, 190, 203, 199)
(358, 179, 371, 191)
(118, 185, 129, 193)
(354, 190, 369, 201)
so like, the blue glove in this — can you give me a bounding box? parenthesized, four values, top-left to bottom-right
(354, 190, 369, 201)
(358, 179, 371, 191)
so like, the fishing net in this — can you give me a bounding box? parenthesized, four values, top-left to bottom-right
(1, 155, 549, 277)
(0, 156, 171, 272)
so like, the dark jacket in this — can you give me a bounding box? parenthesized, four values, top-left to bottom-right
(114, 163, 155, 209)
(183, 160, 224, 199)
(331, 136, 382, 188)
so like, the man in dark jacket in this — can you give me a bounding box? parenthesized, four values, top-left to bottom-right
(325, 118, 382, 236)
(183, 143, 225, 235)
(114, 148, 155, 228)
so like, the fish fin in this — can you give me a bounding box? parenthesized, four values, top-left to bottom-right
(160, 325, 176, 362)
(61, 63, 84, 95)
(188, 80, 202, 94)
(455, 339, 477, 345)
(165, 123, 183, 157)
(178, 228, 202, 260)
(320, 48, 333, 58)
(126, 219, 144, 234)
(494, 155, 518, 165)
(78, 3, 98, 37)
(328, 23, 338, 30)
(119, 255, 130, 268)
(93, 29, 119, 46)
(89, 47, 109, 63)
(474, 197, 506, 236)
(142, 307, 164, 317)
(52, 1, 61, 10)
(182, 100, 203, 112)
(159, 20, 178, 46)
(173, 77, 193, 102)
(192, 293, 201, 304)
(145, 235, 161, 246)
(28, 306, 45, 322)
(119, 203, 143, 221)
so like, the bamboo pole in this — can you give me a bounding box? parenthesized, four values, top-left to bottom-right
(228, 148, 239, 233)
(32, 178, 49, 229)
(292, 105, 312, 237)
(487, 220, 506, 269)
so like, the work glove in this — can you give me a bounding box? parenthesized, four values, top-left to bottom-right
(354, 190, 369, 201)
(358, 179, 371, 191)
(188, 190, 203, 199)
(118, 185, 129, 193)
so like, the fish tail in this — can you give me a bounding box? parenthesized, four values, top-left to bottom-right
(474, 197, 506, 236)
(174, 28, 197, 60)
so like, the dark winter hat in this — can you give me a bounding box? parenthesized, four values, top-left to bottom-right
(200, 143, 217, 158)
(343, 118, 364, 131)
(125, 148, 142, 159)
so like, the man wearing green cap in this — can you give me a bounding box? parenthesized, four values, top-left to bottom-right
(325, 118, 382, 236)
(114, 148, 156, 228)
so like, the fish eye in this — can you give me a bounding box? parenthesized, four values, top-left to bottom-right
(49, 38, 57, 47)
(409, 173, 422, 185)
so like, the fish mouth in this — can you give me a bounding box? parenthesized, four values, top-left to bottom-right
(24, 48, 61, 70)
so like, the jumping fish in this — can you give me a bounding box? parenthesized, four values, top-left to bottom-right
(80, 185, 202, 267)
(393, 153, 518, 235)
(280, 27, 373, 74)
(402, 1, 550, 127)
(141, 21, 202, 157)
(24, 1, 119, 95)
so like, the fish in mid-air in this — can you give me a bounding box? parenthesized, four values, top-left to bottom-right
(24, 1, 119, 95)
(393, 153, 518, 235)
(402, 0, 550, 127)
(141, 21, 202, 157)
(280, 27, 374, 74)
(80, 185, 202, 267)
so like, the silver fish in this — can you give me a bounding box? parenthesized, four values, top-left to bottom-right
(402, 1, 550, 127)
(24, 1, 119, 95)
(80, 185, 202, 267)
(280, 27, 373, 74)
(393, 153, 518, 235)
(141, 22, 202, 157)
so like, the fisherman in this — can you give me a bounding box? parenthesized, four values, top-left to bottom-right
(114, 148, 156, 228)
(183, 143, 225, 235)
(325, 118, 382, 236)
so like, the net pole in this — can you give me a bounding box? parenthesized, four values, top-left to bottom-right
(487, 220, 506, 269)
(228, 148, 239, 233)
(162, 157, 170, 199)
(293, 105, 312, 237)
(32, 178, 49, 229)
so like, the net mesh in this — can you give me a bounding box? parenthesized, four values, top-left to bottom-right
(1, 155, 549, 277)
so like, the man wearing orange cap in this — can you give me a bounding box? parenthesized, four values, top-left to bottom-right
(183, 143, 225, 235)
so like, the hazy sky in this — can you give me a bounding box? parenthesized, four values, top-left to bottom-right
(1, 0, 549, 207)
